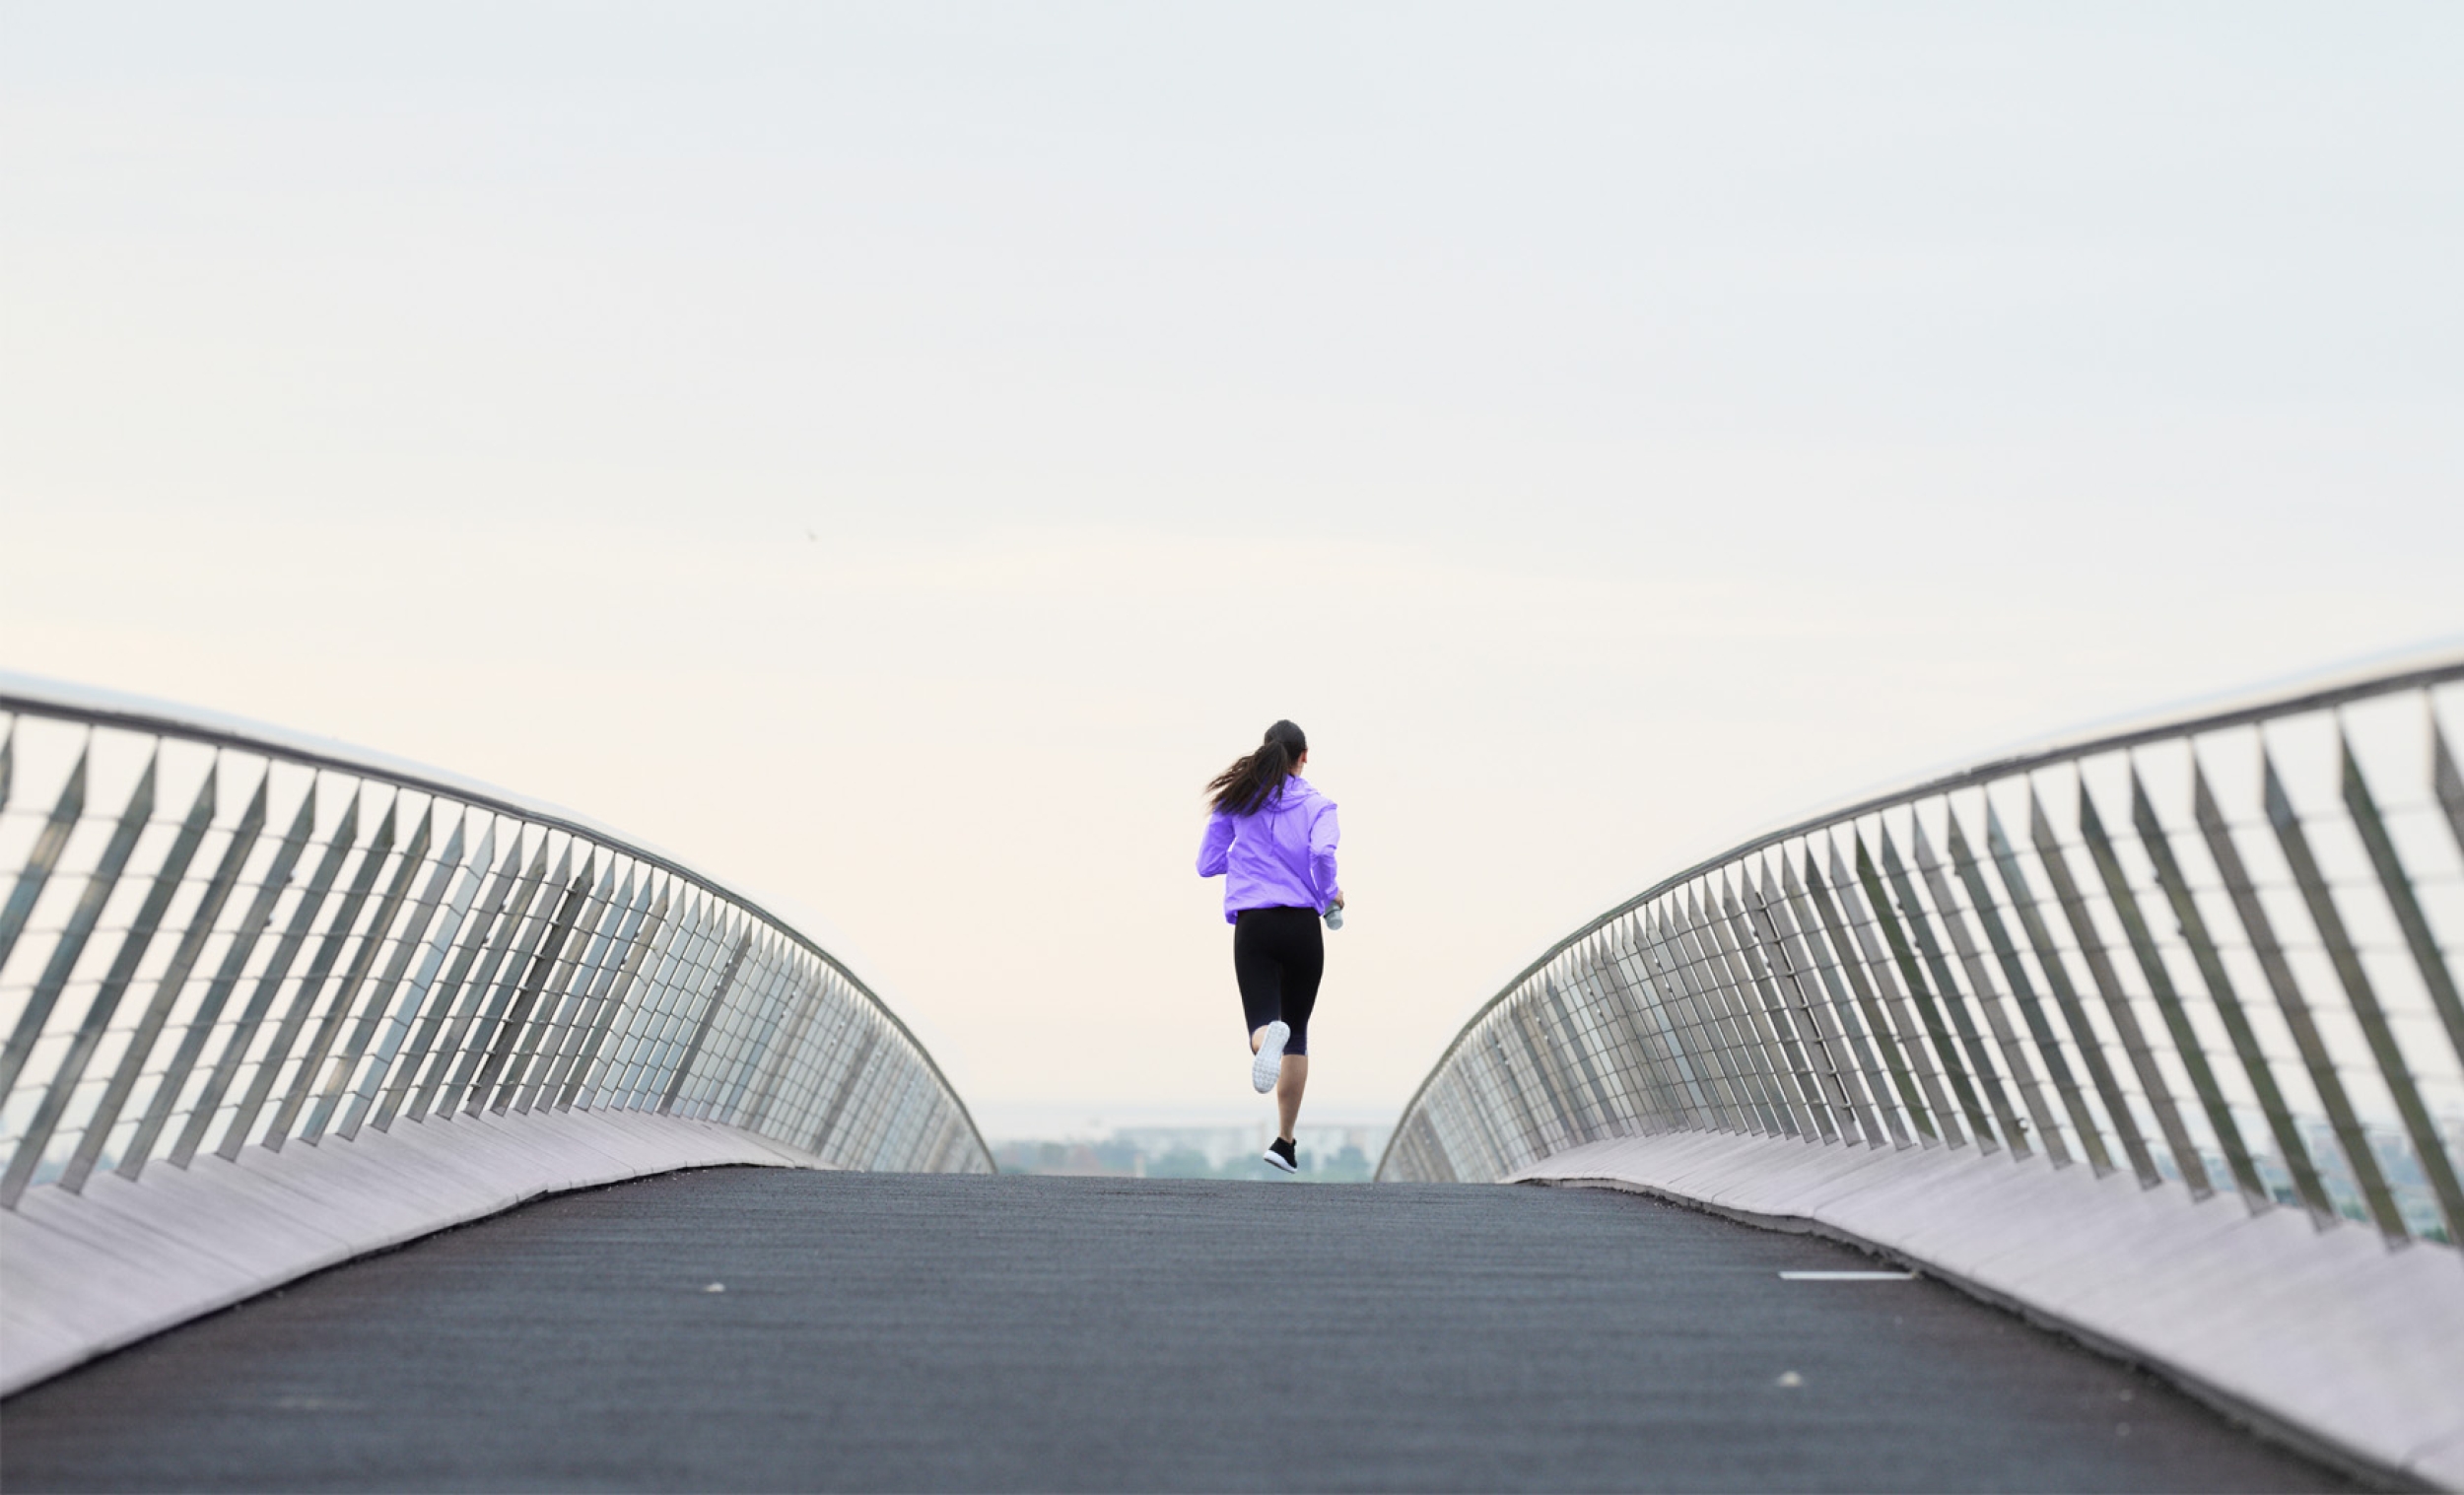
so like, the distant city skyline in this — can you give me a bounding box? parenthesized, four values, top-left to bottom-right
(992, 1121, 1391, 1183)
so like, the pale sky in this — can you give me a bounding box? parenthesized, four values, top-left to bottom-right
(5, 4, 2460, 1132)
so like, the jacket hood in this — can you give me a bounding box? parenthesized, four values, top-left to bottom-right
(1219, 774, 1322, 818)
(1266, 775, 1321, 810)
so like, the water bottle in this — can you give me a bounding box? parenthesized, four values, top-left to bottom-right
(1325, 900, 1345, 930)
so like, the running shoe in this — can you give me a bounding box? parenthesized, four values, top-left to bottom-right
(1250, 1021, 1289, 1093)
(1262, 1136, 1299, 1174)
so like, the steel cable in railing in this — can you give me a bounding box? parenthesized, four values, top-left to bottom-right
(0, 675, 992, 1209)
(1378, 655, 2464, 1257)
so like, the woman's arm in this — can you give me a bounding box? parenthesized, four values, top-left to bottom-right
(1196, 812, 1234, 877)
(1309, 802, 1340, 908)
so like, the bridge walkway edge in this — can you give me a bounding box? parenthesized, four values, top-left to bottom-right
(0, 1111, 826, 1396)
(1515, 1131, 2464, 1492)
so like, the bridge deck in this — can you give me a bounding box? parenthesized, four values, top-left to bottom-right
(1, 1170, 2344, 1492)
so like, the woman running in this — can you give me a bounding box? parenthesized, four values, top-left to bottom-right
(1196, 719, 1343, 1175)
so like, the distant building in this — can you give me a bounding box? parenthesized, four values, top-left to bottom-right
(993, 1123, 1393, 1182)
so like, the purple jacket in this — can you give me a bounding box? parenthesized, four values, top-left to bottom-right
(1197, 776, 1340, 923)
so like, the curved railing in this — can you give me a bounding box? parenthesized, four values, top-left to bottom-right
(0, 674, 992, 1206)
(1379, 653, 2464, 1254)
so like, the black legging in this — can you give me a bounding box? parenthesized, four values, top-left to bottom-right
(1233, 906, 1323, 1056)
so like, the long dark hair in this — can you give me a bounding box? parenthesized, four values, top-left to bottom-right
(1207, 720, 1308, 816)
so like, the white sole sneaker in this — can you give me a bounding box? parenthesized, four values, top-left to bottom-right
(1250, 1022, 1289, 1093)
(1261, 1143, 1299, 1174)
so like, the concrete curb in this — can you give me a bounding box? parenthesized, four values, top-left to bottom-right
(1512, 1132, 2464, 1492)
(0, 1111, 829, 1396)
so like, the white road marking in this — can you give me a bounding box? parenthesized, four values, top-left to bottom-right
(1778, 1270, 1914, 1281)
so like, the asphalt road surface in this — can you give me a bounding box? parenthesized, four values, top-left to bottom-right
(1, 1168, 2351, 1492)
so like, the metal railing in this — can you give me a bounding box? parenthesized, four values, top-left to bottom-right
(1378, 656, 2464, 1253)
(0, 675, 992, 1207)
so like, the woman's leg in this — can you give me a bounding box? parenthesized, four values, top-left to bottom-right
(1276, 1054, 1308, 1139)
(1231, 913, 1284, 1053)
(1274, 910, 1325, 1142)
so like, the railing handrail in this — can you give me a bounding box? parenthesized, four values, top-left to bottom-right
(1378, 646, 2464, 1178)
(0, 668, 992, 1171)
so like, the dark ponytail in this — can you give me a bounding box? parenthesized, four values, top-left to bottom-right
(1206, 719, 1309, 816)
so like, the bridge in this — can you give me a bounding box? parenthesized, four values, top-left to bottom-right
(3, 660, 2461, 1490)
